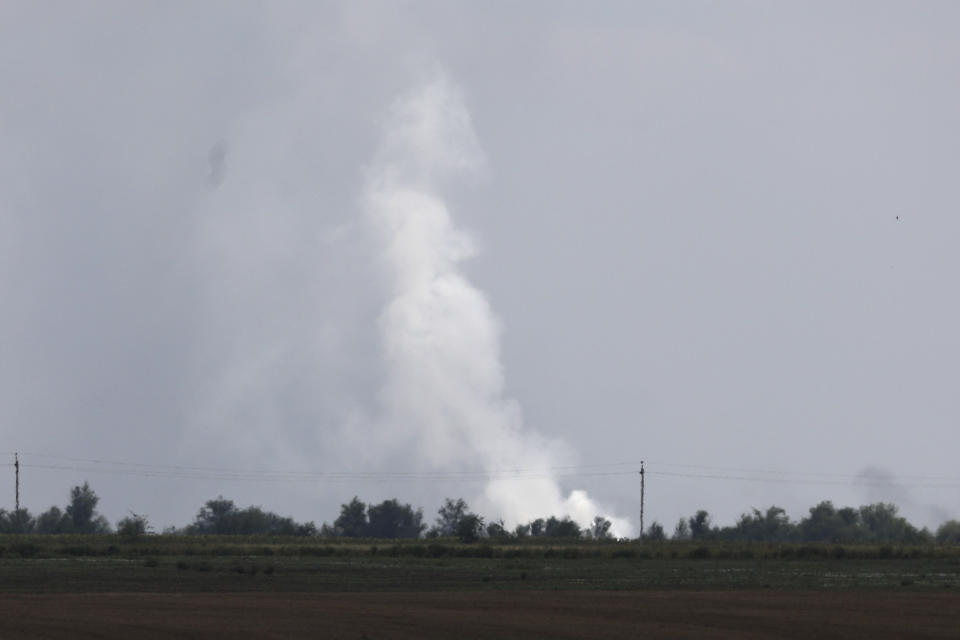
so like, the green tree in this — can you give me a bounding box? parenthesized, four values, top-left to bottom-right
(190, 496, 238, 534)
(486, 519, 508, 538)
(366, 499, 425, 538)
(66, 482, 110, 533)
(187, 497, 316, 535)
(731, 506, 795, 542)
(0, 508, 35, 533)
(35, 506, 70, 534)
(431, 498, 470, 537)
(590, 516, 613, 540)
(799, 501, 860, 542)
(644, 521, 667, 542)
(427, 498, 485, 541)
(672, 518, 690, 540)
(455, 513, 484, 542)
(117, 512, 150, 541)
(688, 510, 712, 540)
(228, 505, 270, 534)
(334, 497, 368, 537)
(544, 516, 581, 538)
(236, 506, 312, 535)
(529, 518, 546, 537)
(936, 520, 960, 544)
(858, 503, 924, 543)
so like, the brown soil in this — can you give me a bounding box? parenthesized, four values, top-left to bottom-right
(0, 590, 956, 639)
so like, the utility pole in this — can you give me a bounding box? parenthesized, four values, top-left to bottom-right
(14, 452, 20, 512)
(639, 461, 645, 541)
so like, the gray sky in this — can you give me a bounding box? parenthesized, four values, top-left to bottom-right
(1, 1, 958, 532)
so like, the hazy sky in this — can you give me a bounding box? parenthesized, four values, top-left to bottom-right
(1, 1, 958, 532)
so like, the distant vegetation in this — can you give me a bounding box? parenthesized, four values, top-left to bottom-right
(183, 496, 317, 537)
(1, 481, 958, 545)
(0, 482, 110, 535)
(654, 503, 954, 545)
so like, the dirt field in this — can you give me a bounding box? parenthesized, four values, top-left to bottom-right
(1, 590, 957, 639)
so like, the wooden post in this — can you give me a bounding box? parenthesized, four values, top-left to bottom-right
(14, 452, 19, 513)
(639, 461, 645, 540)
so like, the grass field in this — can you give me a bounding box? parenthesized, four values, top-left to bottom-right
(1, 535, 959, 592)
(2, 535, 958, 638)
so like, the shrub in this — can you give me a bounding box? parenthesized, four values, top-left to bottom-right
(117, 512, 150, 542)
(936, 520, 960, 544)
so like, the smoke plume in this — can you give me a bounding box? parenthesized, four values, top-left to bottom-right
(365, 75, 632, 537)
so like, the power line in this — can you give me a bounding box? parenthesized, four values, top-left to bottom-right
(22, 451, 960, 481)
(645, 460, 960, 482)
(650, 470, 960, 490)
(13, 452, 960, 489)
(19, 451, 639, 478)
(19, 461, 639, 484)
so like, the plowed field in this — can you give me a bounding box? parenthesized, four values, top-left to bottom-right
(1, 590, 957, 639)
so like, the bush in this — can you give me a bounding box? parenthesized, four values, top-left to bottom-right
(936, 520, 960, 544)
(644, 522, 667, 542)
(117, 513, 150, 541)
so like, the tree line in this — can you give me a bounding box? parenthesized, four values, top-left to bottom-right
(0, 482, 112, 534)
(647, 502, 960, 545)
(1, 481, 959, 544)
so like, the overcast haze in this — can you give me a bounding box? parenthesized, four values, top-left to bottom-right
(1, 1, 958, 532)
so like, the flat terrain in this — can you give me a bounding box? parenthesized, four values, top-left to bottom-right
(2, 537, 958, 637)
(1, 590, 958, 639)
(2, 554, 959, 592)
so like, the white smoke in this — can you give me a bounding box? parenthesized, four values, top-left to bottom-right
(365, 74, 632, 537)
